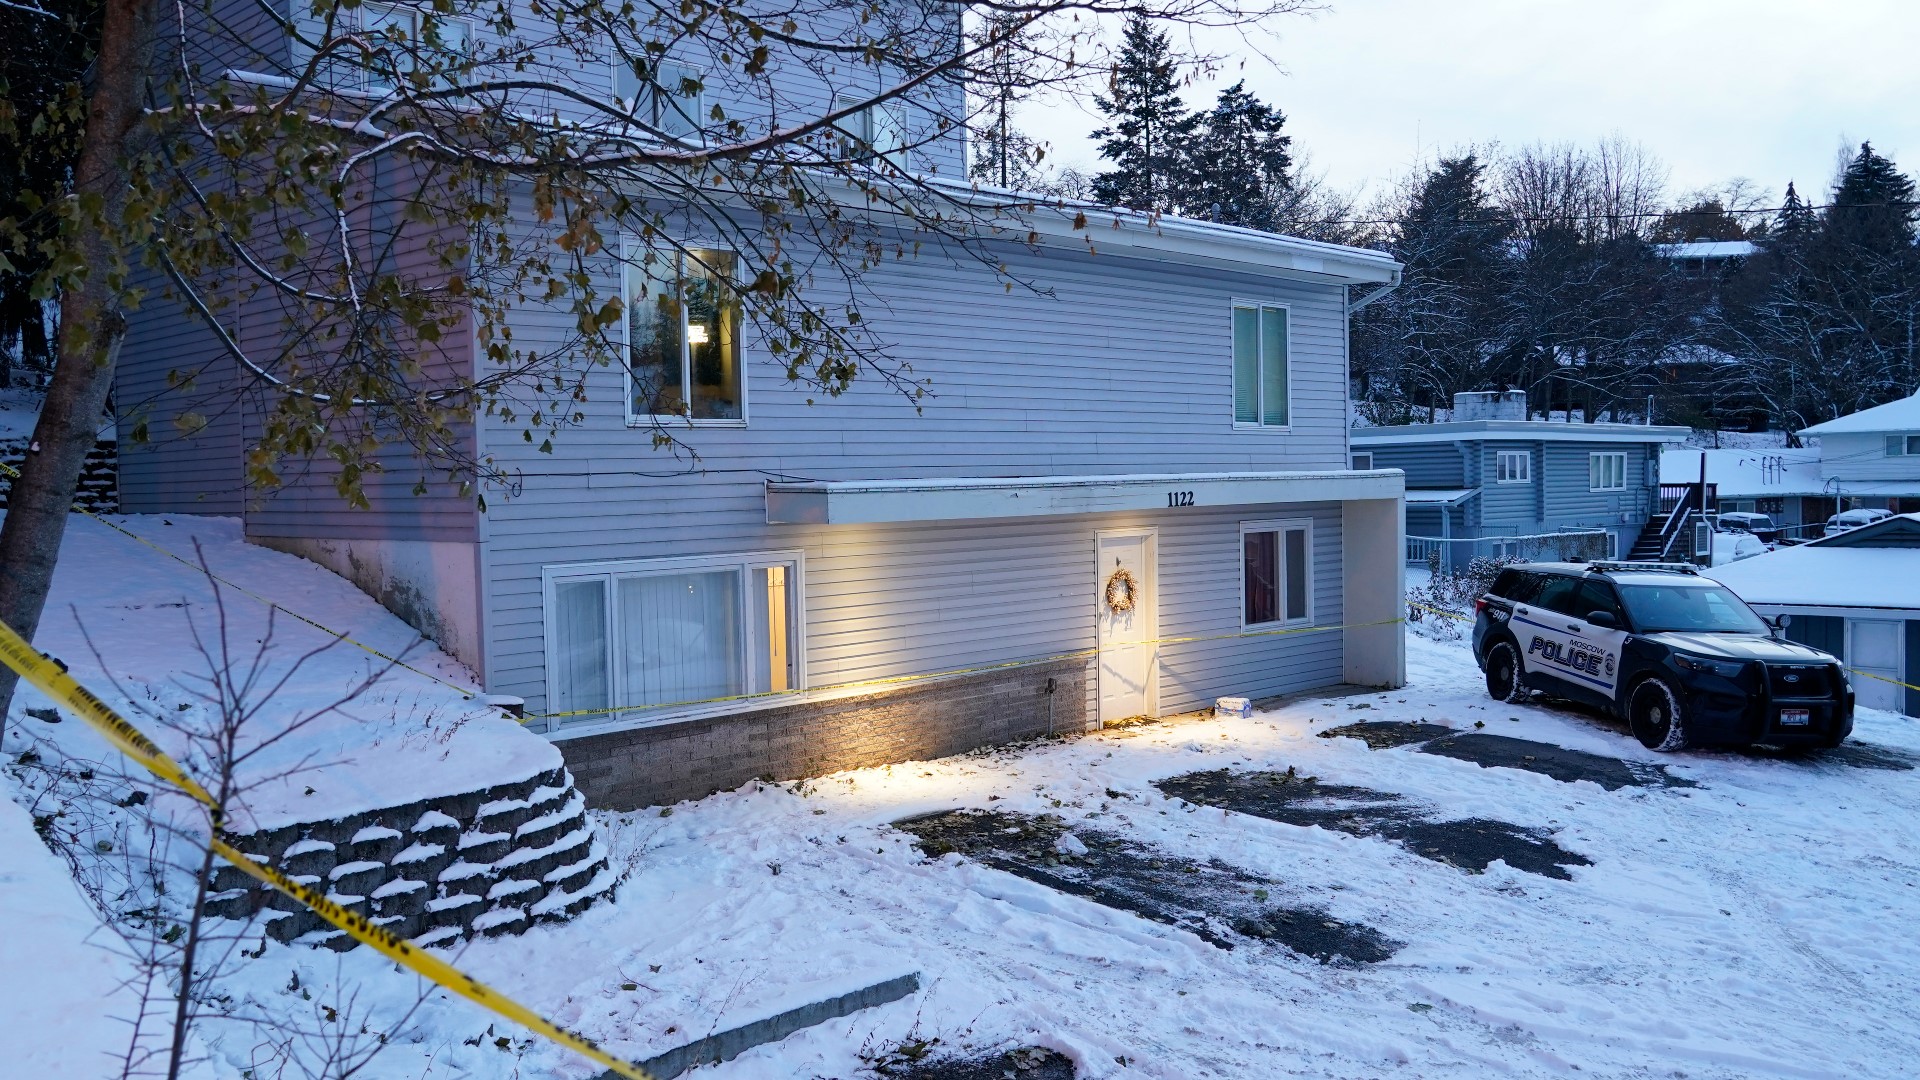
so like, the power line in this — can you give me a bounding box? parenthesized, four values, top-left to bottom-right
(1297, 199, 1915, 231)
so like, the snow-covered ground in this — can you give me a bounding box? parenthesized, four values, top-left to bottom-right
(8, 519, 1920, 1077)
(5, 514, 552, 831)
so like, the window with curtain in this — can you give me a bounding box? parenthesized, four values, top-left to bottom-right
(1232, 303, 1289, 428)
(548, 554, 799, 722)
(1496, 450, 1531, 483)
(1242, 521, 1311, 629)
(1590, 452, 1627, 491)
(625, 247, 743, 422)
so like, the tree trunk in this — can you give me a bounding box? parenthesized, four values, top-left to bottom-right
(0, 0, 157, 724)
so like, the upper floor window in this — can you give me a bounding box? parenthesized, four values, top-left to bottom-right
(361, 4, 469, 92)
(546, 553, 801, 724)
(615, 59, 703, 140)
(831, 94, 910, 166)
(1590, 451, 1628, 491)
(1243, 519, 1311, 629)
(1885, 435, 1920, 456)
(624, 246, 743, 423)
(1496, 450, 1531, 484)
(1232, 303, 1289, 428)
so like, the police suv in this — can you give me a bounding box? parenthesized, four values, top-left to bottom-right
(1472, 562, 1853, 751)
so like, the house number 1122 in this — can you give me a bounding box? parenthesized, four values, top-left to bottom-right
(1166, 491, 1195, 507)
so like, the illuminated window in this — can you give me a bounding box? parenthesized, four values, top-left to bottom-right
(546, 554, 800, 723)
(1232, 303, 1289, 428)
(1242, 520, 1311, 629)
(624, 247, 743, 423)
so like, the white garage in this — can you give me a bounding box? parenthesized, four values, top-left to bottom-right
(1706, 514, 1920, 716)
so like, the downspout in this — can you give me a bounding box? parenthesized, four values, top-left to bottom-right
(1345, 274, 1401, 316)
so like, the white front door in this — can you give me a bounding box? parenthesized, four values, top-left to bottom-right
(1096, 529, 1157, 725)
(1850, 619, 1904, 713)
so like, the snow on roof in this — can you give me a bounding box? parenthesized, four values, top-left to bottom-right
(1800, 391, 1920, 435)
(7, 514, 558, 832)
(1352, 419, 1690, 445)
(1657, 240, 1757, 260)
(1659, 447, 1825, 497)
(1405, 489, 1476, 505)
(1705, 538, 1920, 610)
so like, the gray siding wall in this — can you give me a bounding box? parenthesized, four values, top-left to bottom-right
(528, 504, 1345, 729)
(1820, 432, 1920, 483)
(117, 270, 246, 515)
(1367, 443, 1463, 489)
(482, 238, 1358, 721)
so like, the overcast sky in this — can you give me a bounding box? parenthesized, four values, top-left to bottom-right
(1017, 0, 1920, 209)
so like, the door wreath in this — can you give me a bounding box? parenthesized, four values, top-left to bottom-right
(1104, 567, 1139, 614)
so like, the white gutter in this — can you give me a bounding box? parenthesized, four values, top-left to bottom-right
(766, 469, 1405, 525)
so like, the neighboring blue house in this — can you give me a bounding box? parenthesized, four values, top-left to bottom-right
(1352, 392, 1689, 570)
(111, 3, 1408, 810)
(1799, 391, 1920, 516)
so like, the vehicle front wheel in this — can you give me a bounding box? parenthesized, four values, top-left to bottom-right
(1484, 640, 1529, 704)
(1628, 677, 1690, 752)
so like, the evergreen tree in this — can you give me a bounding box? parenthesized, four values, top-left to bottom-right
(1090, 16, 1194, 212)
(1180, 81, 1292, 228)
(1770, 181, 1817, 252)
(1825, 141, 1917, 254)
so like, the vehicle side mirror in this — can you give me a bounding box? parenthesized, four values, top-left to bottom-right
(1586, 610, 1620, 629)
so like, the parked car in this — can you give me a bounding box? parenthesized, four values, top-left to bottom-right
(1824, 508, 1894, 536)
(1472, 562, 1853, 751)
(1717, 511, 1778, 538)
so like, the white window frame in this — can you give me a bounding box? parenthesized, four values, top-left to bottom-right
(621, 237, 749, 427)
(1350, 452, 1374, 471)
(830, 94, 910, 167)
(541, 551, 806, 727)
(1495, 450, 1531, 484)
(1886, 434, 1920, 457)
(1604, 530, 1620, 560)
(613, 58, 704, 141)
(1239, 518, 1314, 630)
(360, 3, 470, 92)
(1590, 451, 1628, 492)
(1230, 300, 1292, 431)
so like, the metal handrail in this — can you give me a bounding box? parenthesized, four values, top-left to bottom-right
(1657, 507, 1693, 561)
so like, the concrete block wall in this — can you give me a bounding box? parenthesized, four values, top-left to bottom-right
(559, 656, 1089, 811)
(204, 765, 617, 951)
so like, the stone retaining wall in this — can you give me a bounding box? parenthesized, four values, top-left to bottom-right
(205, 765, 617, 950)
(559, 656, 1089, 811)
(0, 437, 118, 512)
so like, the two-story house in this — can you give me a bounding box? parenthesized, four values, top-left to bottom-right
(1800, 391, 1920, 515)
(112, 6, 1408, 810)
(1353, 391, 1689, 571)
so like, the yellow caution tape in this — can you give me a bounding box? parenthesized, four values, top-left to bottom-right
(526, 615, 1409, 722)
(0, 459, 477, 697)
(0, 616, 655, 1080)
(1848, 668, 1920, 694)
(1406, 600, 1474, 623)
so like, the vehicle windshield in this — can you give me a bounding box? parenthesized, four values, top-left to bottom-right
(1616, 583, 1771, 634)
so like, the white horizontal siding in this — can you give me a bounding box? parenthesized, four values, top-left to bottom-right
(504, 503, 1345, 724)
